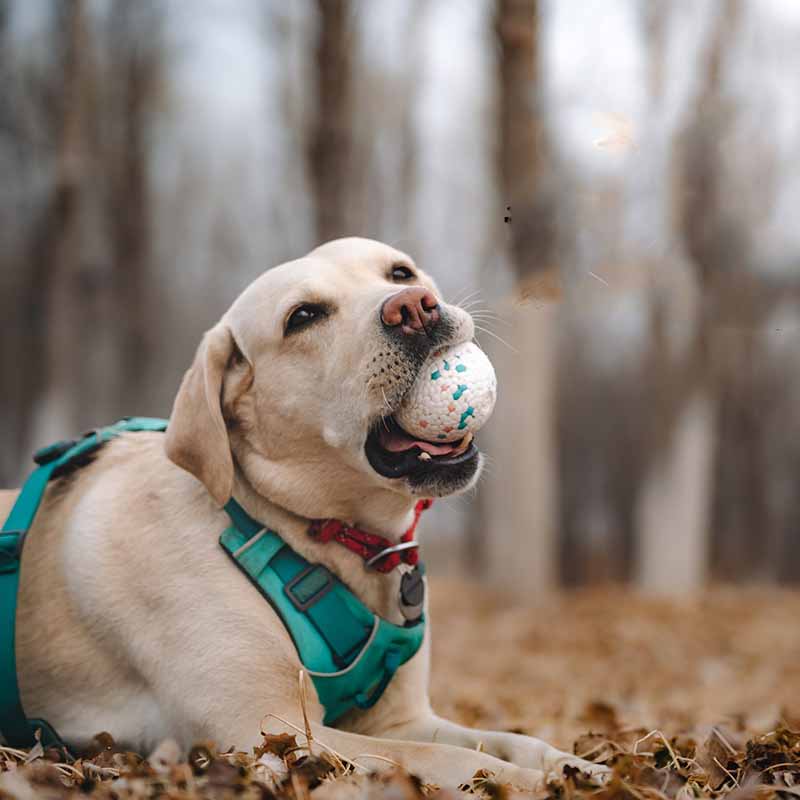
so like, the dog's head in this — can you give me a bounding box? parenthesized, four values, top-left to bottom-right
(165, 237, 483, 521)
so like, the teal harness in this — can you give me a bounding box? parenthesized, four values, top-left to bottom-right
(0, 418, 425, 749)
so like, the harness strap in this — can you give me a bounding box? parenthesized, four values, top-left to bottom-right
(223, 498, 371, 664)
(1, 418, 426, 744)
(0, 418, 168, 749)
(270, 547, 369, 666)
(0, 532, 35, 746)
(220, 498, 426, 724)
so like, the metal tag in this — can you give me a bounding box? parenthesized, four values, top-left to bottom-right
(399, 564, 425, 622)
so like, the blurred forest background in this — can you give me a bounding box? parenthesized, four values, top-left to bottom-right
(1, 0, 799, 593)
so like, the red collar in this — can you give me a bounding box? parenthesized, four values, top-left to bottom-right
(308, 499, 432, 573)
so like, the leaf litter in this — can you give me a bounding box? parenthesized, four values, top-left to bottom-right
(2, 582, 800, 799)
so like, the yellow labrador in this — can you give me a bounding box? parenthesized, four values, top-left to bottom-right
(1, 238, 601, 789)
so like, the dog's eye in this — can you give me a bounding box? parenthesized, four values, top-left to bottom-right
(390, 265, 416, 282)
(285, 304, 327, 334)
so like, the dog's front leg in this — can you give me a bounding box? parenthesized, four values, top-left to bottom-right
(374, 714, 608, 778)
(263, 717, 547, 791)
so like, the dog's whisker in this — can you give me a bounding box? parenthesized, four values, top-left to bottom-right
(454, 289, 484, 309)
(479, 468, 497, 482)
(463, 306, 509, 322)
(380, 387, 392, 415)
(458, 293, 486, 305)
(469, 311, 510, 326)
(468, 315, 507, 332)
(470, 320, 498, 336)
(463, 306, 494, 316)
(474, 324, 519, 354)
(459, 298, 489, 313)
(450, 286, 470, 305)
(452, 286, 483, 307)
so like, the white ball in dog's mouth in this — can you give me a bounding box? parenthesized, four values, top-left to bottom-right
(395, 342, 497, 444)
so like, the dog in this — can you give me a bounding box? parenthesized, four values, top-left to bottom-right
(1, 238, 602, 789)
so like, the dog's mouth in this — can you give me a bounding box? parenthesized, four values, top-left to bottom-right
(365, 416, 479, 480)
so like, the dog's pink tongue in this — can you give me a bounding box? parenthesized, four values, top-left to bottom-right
(379, 426, 456, 456)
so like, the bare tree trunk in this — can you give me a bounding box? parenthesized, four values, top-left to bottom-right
(496, 0, 556, 283)
(481, 300, 559, 596)
(679, 5, 746, 284)
(637, 392, 715, 590)
(0, 0, 28, 481)
(711, 330, 771, 580)
(308, 0, 353, 242)
(637, 1, 743, 592)
(641, 0, 669, 104)
(105, 1, 161, 412)
(29, 0, 94, 446)
(479, 0, 559, 597)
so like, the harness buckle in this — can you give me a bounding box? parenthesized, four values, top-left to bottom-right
(284, 564, 335, 612)
(0, 531, 25, 574)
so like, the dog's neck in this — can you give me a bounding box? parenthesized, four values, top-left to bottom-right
(223, 469, 419, 624)
(230, 469, 417, 543)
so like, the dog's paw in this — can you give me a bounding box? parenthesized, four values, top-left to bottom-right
(548, 756, 611, 784)
(497, 765, 549, 792)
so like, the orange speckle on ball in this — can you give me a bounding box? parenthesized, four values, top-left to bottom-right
(419, 420, 428, 428)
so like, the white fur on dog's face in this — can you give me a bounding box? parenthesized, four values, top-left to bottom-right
(166, 237, 479, 522)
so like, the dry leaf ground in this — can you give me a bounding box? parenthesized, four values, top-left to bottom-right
(429, 581, 800, 746)
(3, 581, 800, 799)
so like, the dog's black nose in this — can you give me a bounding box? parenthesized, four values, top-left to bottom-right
(381, 287, 440, 335)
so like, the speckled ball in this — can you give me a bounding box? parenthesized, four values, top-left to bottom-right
(396, 342, 497, 442)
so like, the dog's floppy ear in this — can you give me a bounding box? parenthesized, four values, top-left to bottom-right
(165, 322, 240, 506)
